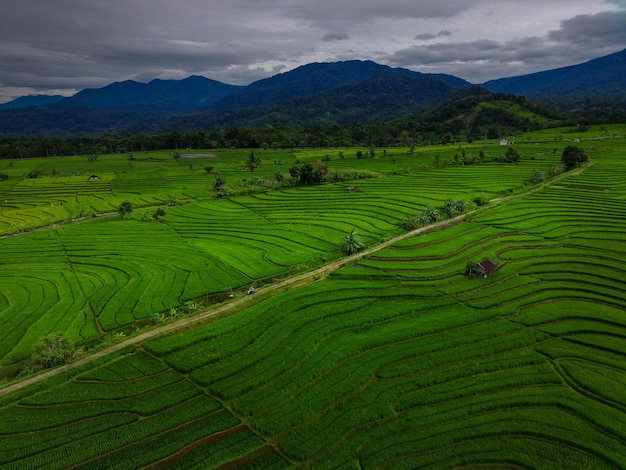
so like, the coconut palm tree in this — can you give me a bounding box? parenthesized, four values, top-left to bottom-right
(243, 152, 262, 184)
(343, 228, 365, 255)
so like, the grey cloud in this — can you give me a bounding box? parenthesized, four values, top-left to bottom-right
(414, 30, 452, 41)
(323, 32, 350, 42)
(387, 39, 502, 65)
(384, 9, 626, 82)
(548, 11, 626, 45)
(0, 0, 623, 101)
(92, 41, 266, 69)
(0, 0, 302, 91)
(263, 0, 481, 22)
(414, 33, 438, 41)
(384, 37, 579, 82)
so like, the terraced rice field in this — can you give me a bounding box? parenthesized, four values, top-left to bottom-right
(0, 143, 559, 372)
(0, 129, 624, 468)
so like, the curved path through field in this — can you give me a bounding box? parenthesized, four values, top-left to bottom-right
(0, 163, 591, 397)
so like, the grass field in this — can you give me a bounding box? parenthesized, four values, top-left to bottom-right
(0, 126, 625, 468)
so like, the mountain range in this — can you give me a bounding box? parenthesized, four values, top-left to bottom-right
(0, 49, 624, 136)
(483, 48, 626, 100)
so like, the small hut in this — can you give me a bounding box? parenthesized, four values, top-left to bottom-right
(470, 259, 497, 278)
(88, 174, 100, 180)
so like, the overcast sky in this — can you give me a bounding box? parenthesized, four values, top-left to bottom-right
(1, 0, 625, 103)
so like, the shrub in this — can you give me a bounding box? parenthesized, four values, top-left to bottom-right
(118, 201, 133, 218)
(531, 169, 545, 185)
(442, 198, 467, 218)
(561, 145, 588, 170)
(34, 332, 75, 368)
(289, 166, 300, 178)
(213, 175, 226, 192)
(551, 163, 566, 176)
(503, 147, 521, 163)
(153, 207, 166, 222)
(472, 195, 488, 206)
(421, 205, 441, 224)
(404, 214, 420, 231)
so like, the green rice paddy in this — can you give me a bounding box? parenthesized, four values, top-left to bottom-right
(0, 126, 625, 468)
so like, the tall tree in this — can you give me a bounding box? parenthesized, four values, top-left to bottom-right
(243, 152, 262, 184)
(561, 145, 588, 170)
(299, 163, 315, 185)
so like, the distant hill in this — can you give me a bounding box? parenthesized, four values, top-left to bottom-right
(62, 76, 243, 110)
(397, 88, 573, 141)
(208, 60, 471, 113)
(0, 95, 64, 110)
(0, 61, 473, 135)
(482, 49, 626, 114)
(159, 72, 463, 132)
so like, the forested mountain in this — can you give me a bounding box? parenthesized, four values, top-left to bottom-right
(207, 60, 470, 113)
(0, 50, 624, 137)
(482, 48, 626, 116)
(0, 61, 473, 136)
(155, 72, 463, 132)
(62, 76, 243, 110)
(0, 95, 64, 110)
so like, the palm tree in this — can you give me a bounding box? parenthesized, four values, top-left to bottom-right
(243, 152, 262, 184)
(343, 229, 365, 255)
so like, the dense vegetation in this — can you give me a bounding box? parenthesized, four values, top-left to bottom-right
(0, 125, 625, 468)
(0, 91, 579, 160)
